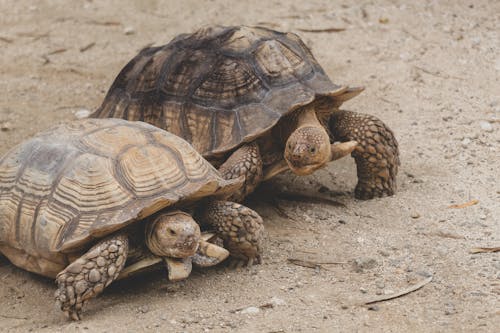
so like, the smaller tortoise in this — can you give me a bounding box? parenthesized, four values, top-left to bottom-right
(93, 25, 400, 202)
(0, 118, 264, 320)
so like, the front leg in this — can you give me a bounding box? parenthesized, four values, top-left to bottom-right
(329, 110, 400, 199)
(54, 234, 128, 320)
(196, 200, 264, 268)
(218, 142, 263, 202)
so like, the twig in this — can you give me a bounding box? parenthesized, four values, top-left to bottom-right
(297, 27, 346, 33)
(48, 48, 67, 55)
(421, 231, 464, 240)
(80, 42, 96, 52)
(413, 66, 465, 81)
(448, 199, 479, 209)
(470, 247, 500, 254)
(229, 302, 274, 313)
(362, 276, 433, 305)
(0, 36, 14, 43)
(86, 20, 121, 26)
(0, 314, 28, 320)
(288, 258, 347, 269)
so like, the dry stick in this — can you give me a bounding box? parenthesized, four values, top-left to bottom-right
(0, 314, 28, 320)
(80, 42, 96, 52)
(363, 276, 433, 305)
(448, 199, 479, 209)
(297, 27, 346, 33)
(288, 258, 347, 269)
(0, 36, 14, 43)
(470, 247, 500, 254)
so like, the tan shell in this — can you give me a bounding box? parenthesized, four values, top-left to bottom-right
(0, 118, 241, 276)
(92, 25, 350, 158)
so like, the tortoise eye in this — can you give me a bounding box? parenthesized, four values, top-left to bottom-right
(309, 147, 316, 154)
(168, 229, 177, 236)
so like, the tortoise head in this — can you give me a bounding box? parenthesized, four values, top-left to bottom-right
(145, 211, 201, 258)
(285, 125, 331, 176)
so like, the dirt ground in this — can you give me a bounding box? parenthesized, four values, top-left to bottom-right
(1, 0, 499, 332)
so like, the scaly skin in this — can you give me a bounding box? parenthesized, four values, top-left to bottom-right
(329, 110, 400, 199)
(218, 142, 263, 203)
(55, 234, 129, 320)
(197, 200, 264, 267)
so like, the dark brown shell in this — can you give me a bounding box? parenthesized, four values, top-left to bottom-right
(0, 118, 241, 264)
(93, 26, 350, 157)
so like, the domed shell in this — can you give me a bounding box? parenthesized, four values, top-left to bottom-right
(0, 118, 241, 259)
(93, 26, 351, 157)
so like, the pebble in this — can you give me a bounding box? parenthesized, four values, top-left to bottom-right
(411, 212, 421, 219)
(74, 109, 91, 119)
(138, 305, 149, 313)
(359, 287, 368, 294)
(0, 121, 13, 131)
(461, 138, 471, 147)
(495, 58, 500, 71)
(269, 297, 286, 307)
(240, 306, 260, 315)
(124, 26, 136, 35)
(352, 257, 378, 272)
(479, 121, 493, 132)
(367, 305, 380, 311)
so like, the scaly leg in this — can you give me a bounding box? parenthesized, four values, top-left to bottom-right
(54, 234, 128, 320)
(218, 142, 263, 202)
(329, 110, 400, 199)
(196, 201, 264, 267)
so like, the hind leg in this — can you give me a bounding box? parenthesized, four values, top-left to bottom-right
(218, 142, 263, 202)
(329, 110, 400, 199)
(54, 234, 128, 320)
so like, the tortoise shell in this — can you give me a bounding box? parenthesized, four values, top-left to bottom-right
(0, 118, 240, 276)
(93, 25, 350, 158)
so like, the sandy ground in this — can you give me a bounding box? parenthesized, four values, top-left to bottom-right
(1, 0, 499, 332)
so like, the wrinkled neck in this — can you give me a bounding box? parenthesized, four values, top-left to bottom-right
(273, 104, 322, 145)
(296, 105, 321, 128)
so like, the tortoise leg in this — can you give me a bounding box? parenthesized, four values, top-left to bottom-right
(54, 234, 128, 320)
(218, 142, 263, 202)
(196, 200, 264, 268)
(329, 110, 400, 199)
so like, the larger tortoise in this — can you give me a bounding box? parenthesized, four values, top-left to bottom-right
(92, 25, 399, 201)
(0, 118, 264, 320)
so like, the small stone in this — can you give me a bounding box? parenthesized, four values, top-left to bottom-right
(411, 212, 421, 219)
(74, 109, 91, 119)
(479, 121, 493, 132)
(124, 26, 136, 35)
(240, 306, 260, 315)
(138, 305, 149, 313)
(341, 305, 349, 310)
(461, 138, 471, 147)
(352, 257, 378, 272)
(376, 280, 385, 289)
(359, 287, 368, 294)
(367, 305, 380, 311)
(479, 214, 487, 220)
(0, 121, 13, 131)
(269, 297, 286, 307)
